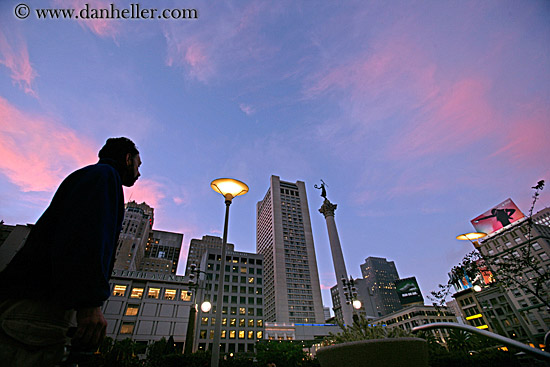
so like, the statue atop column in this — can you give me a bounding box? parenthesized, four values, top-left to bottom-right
(314, 179, 328, 199)
(315, 180, 337, 218)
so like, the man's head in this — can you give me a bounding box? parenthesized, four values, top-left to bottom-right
(98, 137, 141, 187)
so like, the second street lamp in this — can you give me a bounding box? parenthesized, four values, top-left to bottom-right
(209, 178, 248, 367)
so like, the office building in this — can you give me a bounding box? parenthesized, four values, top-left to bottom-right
(360, 257, 403, 316)
(140, 230, 184, 274)
(114, 201, 154, 271)
(256, 176, 325, 323)
(103, 269, 194, 350)
(185, 235, 235, 276)
(373, 305, 457, 345)
(473, 212, 550, 345)
(193, 247, 265, 355)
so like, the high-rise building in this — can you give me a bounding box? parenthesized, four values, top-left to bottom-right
(194, 247, 264, 354)
(256, 176, 324, 323)
(185, 235, 235, 276)
(114, 201, 154, 271)
(360, 257, 402, 317)
(139, 230, 184, 274)
(474, 213, 550, 344)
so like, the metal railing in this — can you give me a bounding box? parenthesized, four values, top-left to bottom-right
(412, 322, 550, 361)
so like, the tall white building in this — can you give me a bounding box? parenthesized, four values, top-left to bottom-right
(256, 176, 324, 323)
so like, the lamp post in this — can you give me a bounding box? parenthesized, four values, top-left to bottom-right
(456, 232, 487, 248)
(210, 178, 248, 367)
(341, 276, 361, 324)
(184, 264, 212, 355)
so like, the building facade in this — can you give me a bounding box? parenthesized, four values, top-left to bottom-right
(360, 257, 403, 317)
(373, 305, 457, 345)
(256, 176, 325, 323)
(185, 235, 235, 276)
(114, 201, 154, 271)
(103, 269, 194, 351)
(140, 230, 184, 274)
(474, 215, 550, 345)
(193, 248, 265, 355)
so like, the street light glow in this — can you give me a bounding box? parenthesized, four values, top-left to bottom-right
(201, 301, 212, 313)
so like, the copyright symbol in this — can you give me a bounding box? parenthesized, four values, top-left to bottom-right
(15, 4, 30, 19)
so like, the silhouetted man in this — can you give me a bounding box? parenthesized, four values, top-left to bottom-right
(474, 208, 516, 228)
(0, 137, 141, 366)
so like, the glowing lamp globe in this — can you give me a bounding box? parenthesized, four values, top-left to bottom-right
(211, 178, 249, 202)
(201, 301, 212, 313)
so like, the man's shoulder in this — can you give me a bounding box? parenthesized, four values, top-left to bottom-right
(61, 162, 121, 190)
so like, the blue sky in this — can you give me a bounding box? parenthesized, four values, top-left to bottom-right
(1, 0, 549, 309)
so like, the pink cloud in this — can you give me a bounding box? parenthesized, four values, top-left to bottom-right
(52, 0, 120, 39)
(390, 78, 496, 158)
(0, 30, 37, 97)
(0, 97, 97, 192)
(123, 178, 166, 210)
(164, 33, 215, 82)
(239, 103, 255, 115)
(490, 104, 550, 166)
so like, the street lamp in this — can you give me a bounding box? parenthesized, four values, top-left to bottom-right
(341, 276, 361, 324)
(456, 232, 487, 248)
(184, 264, 209, 355)
(210, 178, 248, 367)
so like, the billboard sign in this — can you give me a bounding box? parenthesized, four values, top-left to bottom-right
(471, 198, 524, 235)
(395, 277, 424, 306)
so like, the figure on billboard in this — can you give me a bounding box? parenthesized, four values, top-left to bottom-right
(473, 208, 516, 227)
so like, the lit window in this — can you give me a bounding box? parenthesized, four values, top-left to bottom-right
(181, 290, 191, 302)
(239, 319, 245, 327)
(200, 330, 207, 339)
(120, 322, 135, 334)
(257, 331, 263, 339)
(257, 319, 263, 327)
(248, 331, 254, 339)
(125, 304, 139, 316)
(222, 318, 227, 326)
(201, 317, 208, 325)
(148, 288, 160, 299)
(164, 289, 176, 300)
(210, 330, 215, 339)
(239, 307, 246, 315)
(113, 285, 127, 297)
(230, 318, 236, 327)
(229, 330, 236, 339)
(221, 330, 226, 339)
(249, 277, 255, 283)
(130, 288, 144, 299)
(239, 330, 245, 339)
(248, 319, 254, 327)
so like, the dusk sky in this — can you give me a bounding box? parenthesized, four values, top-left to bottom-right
(1, 0, 549, 310)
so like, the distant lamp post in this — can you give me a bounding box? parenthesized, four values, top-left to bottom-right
(210, 178, 248, 367)
(184, 263, 208, 355)
(341, 276, 361, 323)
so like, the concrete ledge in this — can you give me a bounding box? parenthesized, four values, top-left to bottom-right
(316, 337, 429, 367)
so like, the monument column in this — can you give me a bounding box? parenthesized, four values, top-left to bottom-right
(319, 199, 353, 326)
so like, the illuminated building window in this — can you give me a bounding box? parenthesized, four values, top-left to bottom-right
(239, 319, 245, 327)
(130, 287, 144, 299)
(248, 277, 255, 283)
(257, 331, 263, 339)
(148, 288, 161, 299)
(222, 318, 227, 326)
(125, 304, 139, 316)
(113, 285, 127, 297)
(239, 307, 246, 315)
(210, 330, 215, 339)
(201, 317, 209, 325)
(230, 318, 236, 327)
(221, 330, 227, 339)
(248, 319, 254, 327)
(164, 289, 176, 300)
(257, 319, 263, 327)
(120, 322, 135, 334)
(239, 330, 245, 339)
(181, 290, 191, 302)
(248, 331, 254, 339)
(229, 330, 236, 339)
(200, 330, 207, 339)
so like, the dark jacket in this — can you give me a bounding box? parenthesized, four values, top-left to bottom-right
(0, 159, 124, 309)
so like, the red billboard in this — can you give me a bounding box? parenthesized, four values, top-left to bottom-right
(471, 198, 524, 235)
